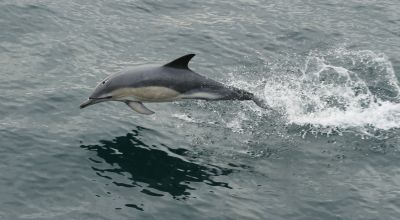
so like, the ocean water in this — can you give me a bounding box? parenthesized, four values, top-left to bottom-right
(1, 0, 400, 219)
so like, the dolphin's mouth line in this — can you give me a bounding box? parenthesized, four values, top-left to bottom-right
(80, 96, 113, 109)
(89, 96, 113, 100)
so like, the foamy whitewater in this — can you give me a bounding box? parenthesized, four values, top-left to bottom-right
(262, 48, 400, 134)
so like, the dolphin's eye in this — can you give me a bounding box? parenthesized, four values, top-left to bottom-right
(102, 81, 106, 84)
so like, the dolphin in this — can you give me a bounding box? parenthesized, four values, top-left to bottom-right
(80, 54, 268, 114)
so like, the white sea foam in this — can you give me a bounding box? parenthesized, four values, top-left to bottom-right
(290, 101, 400, 130)
(262, 48, 400, 134)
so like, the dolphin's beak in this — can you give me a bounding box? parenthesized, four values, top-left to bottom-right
(80, 99, 97, 109)
(80, 96, 113, 109)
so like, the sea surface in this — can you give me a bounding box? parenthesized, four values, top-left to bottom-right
(1, 0, 400, 219)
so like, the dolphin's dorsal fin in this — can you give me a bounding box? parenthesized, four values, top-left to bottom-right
(164, 54, 195, 69)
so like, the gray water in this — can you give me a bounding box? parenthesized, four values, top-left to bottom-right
(1, 0, 400, 219)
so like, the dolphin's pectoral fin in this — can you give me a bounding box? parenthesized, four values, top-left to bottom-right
(126, 101, 155, 115)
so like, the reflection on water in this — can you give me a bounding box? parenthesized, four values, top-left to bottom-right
(80, 126, 232, 199)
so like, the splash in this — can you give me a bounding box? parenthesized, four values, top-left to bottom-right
(263, 48, 400, 134)
(176, 48, 400, 137)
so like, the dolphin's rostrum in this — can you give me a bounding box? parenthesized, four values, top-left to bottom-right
(80, 54, 269, 114)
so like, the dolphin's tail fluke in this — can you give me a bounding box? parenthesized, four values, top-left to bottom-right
(232, 88, 271, 110)
(252, 96, 271, 110)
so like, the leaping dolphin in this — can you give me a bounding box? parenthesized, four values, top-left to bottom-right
(80, 54, 268, 114)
